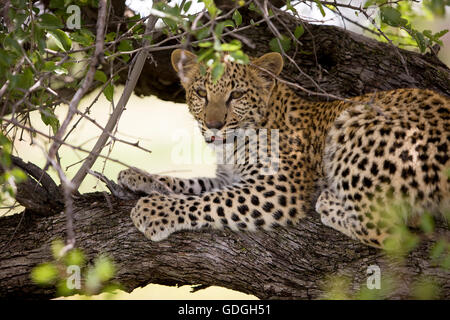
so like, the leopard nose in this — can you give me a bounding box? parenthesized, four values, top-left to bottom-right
(205, 120, 224, 130)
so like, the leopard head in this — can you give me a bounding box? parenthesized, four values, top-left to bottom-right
(171, 49, 283, 143)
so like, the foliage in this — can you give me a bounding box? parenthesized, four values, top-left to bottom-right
(322, 202, 450, 300)
(31, 239, 121, 297)
(0, 133, 26, 204)
(373, 0, 449, 52)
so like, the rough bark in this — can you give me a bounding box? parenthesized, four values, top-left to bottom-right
(1, 4, 450, 299)
(1, 191, 449, 300)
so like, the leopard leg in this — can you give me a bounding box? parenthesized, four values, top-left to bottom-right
(118, 164, 239, 196)
(129, 170, 309, 241)
(316, 188, 357, 240)
(316, 188, 390, 248)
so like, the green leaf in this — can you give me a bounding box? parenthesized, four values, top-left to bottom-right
(118, 39, 133, 52)
(197, 48, 214, 62)
(70, 29, 95, 46)
(11, 0, 27, 8)
(420, 213, 434, 234)
(380, 7, 408, 27)
(314, 0, 326, 17)
(9, 67, 33, 90)
(433, 29, 449, 39)
(64, 248, 85, 267)
(197, 41, 213, 48)
(49, 0, 65, 8)
(183, 0, 192, 12)
(294, 25, 304, 39)
(248, 2, 261, 14)
(105, 32, 117, 43)
(220, 40, 241, 52)
(202, 0, 218, 18)
(214, 20, 234, 36)
(430, 239, 446, 261)
(363, 0, 377, 9)
(47, 29, 72, 51)
(43, 61, 68, 75)
(51, 239, 65, 259)
(10, 168, 27, 183)
(104, 83, 114, 102)
(269, 35, 291, 53)
(22, 67, 34, 88)
(56, 279, 75, 297)
(38, 13, 64, 29)
(118, 40, 133, 62)
(94, 70, 107, 83)
(12, 13, 27, 30)
(40, 108, 60, 134)
(230, 50, 249, 64)
(85, 269, 101, 293)
(211, 61, 225, 83)
(233, 9, 242, 27)
(411, 30, 428, 53)
(33, 26, 47, 53)
(0, 49, 14, 67)
(31, 263, 58, 285)
(4, 35, 22, 54)
(412, 277, 440, 300)
(286, 0, 298, 14)
(94, 256, 115, 282)
(195, 27, 210, 40)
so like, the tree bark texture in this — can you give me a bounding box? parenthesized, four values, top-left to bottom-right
(1, 5, 450, 299)
(1, 192, 449, 299)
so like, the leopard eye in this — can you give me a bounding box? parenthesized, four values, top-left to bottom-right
(230, 91, 245, 100)
(196, 88, 207, 98)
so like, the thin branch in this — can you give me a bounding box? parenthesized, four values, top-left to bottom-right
(47, 0, 109, 162)
(70, 2, 162, 191)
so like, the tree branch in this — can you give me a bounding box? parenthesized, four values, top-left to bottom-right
(71, 2, 161, 190)
(0, 191, 448, 299)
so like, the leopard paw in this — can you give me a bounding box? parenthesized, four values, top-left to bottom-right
(130, 195, 184, 241)
(118, 168, 173, 196)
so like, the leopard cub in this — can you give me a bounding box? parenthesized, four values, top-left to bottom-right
(118, 49, 449, 247)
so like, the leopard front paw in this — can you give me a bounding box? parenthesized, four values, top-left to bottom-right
(118, 168, 173, 196)
(130, 195, 183, 241)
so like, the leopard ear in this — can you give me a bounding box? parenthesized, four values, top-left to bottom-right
(251, 52, 283, 91)
(171, 49, 197, 74)
(252, 52, 283, 76)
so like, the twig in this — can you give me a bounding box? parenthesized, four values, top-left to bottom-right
(47, 0, 109, 163)
(71, 1, 162, 190)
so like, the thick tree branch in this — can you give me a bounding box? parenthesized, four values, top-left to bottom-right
(0, 191, 448, 299)
(0, 155, 63, 216)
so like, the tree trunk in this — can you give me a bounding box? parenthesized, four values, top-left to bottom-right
(1, 7, 449, 299)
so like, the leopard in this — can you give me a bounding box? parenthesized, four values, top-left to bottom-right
(118, 49, 449, 248)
